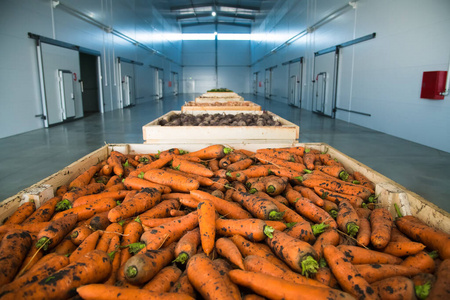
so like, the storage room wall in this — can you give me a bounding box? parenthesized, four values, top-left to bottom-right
(182, 24, 251, 94)
(0, 0, 182, 139)
(251, 0, 450, 153)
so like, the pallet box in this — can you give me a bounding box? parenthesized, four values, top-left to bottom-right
(181, 101, 261, 112)
(1, 143, 449, 234)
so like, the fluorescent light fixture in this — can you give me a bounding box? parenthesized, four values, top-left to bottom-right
(218, 34, 251, 40)
(214, 31, 218, 36)
(182, 33, 215, 40)
(211, 11, 216, 17)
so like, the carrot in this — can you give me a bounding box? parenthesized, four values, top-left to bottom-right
(69, 164, 102, 189)
(272, 194, 289, 206)
(173, 227, 201, 264)
(355, 263, 422, 283)
(316, 165, 349, 180)
(69, 231, 101, 263)
(96, 222, 123, 252)
(70, 225, 93, 245)
(0, 230, 32, 285)
(190, 190, 252, 219)
(412, 273, 435, 300)
(258, 146, 306, 157)
(144, 169, 199, 193)
(226, 170, 249, 183)
(323, 245, 379, 299)
(303, 151, 316, 170)
(227, 158, 253, 172)
(228, 269, 355, 300)
(106, 175, 122, 187)
(35, 213, 78, 250)
(263, 176, 289, 196)
(394, 211, 450, 260)
(216, 237, 245, 270)
(2, 250, 111, 300)
(428, 258, 450, 299)
(243, 255, 328, 288)
(88, 210, 111, 230)
(321, 199, 338, 218)
(294, 186, 324, 207)
(108, 188, 161, 223)
(72, 190, 130, 207)
(104, 235, 121, 285)
(313, 186, 365, 208)
(255, 152, 306, 172)
(382, 241, 426, 257)
(208, 159, 220, 171)
(123, 177, 171, 194)
(15, 239, 44, 278)
(22, 196, 61, 224)
(123, 242, 175, 285)
(314, 263, 340, 289)
(52, 197, 117, 222)
(119, 220, 144, 266)
(172, 156, 213, 177)
(78, 284, 195, 299)
(0, 253, 70, 296)
(266, 229, 319, 277)
(402, 251, 437, 273)
(213, 259, 242, 299)
(103, 182, 126, 192)
(243, 294, 265, 300)
(51, 234, 77, 256)
(55, 185, 69, 197)
(337, 245, 402, 265)
(353, 171, 376, 193)
(128, 154, 174, 178)
(140, 211, 199, 251)
(239, 164, 272, 178)
(356, 211, 371, 247)
(390, 227, 411, 242)
(216, 218, 274, 242)
(139, 199, 180, 219)
(57, 182, 105, 211)
(164, 168, 215, 187)
(169, 270, 196, 298)
(370, 207, 392, 249)
(265, 220, 288, 231)
(140, 216, 184, 228)
(186, 253, 236, 300)
(371, 276, 416, 300)
(197, 200, 216, 256)
(300, 173, 372, 200)
(287, 188, 337, 229)
(231, 190, 284, 220)
(4, 201, 36, 225)
(186, 144, 232, 159)
(142, 265, 182, 293)
(336, 199, 360, 237)
(313, 229, 340, 259)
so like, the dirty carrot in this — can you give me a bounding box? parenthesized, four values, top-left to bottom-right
(0, 230, 32, 285)
(323, 245, 379, 299)
(313, 186, 365, 208)
(35, 213, 78, 251)
(142, 265, 182, 293)
(96, 222, 123, 252)
(173, 228, 201, 264)
(427, 258, 450, 299)
(69, 164, 102, 189)
(69, 231, 101, 263)
(294, 186, 324, 207)
(22, 196, 61, 224)
(51, 235, 77, 256)
(321, 199, 338, 219)
(185, 144, 233, 159)
(314, 260, 340, 289)
(353, 171, 376, 193)
(255, 152, 306, 172)
(140, 216, 184, 228)
(119, 220, 144, 266)
(355, 263, 422, 283)
(231, 190, 284, 220)
(144, 169, 199, 193)
(227, 158, 253, 172)
(370, 207, 393, 249)
(316, 165, 349, 180)
(371, 276, 416, 300)
(336, 199, 360, 237)
(123, 177, 171, 194)
(164, 168, 215, 187)
(356, 209, 371, 247)
(213, 258, 242, 300)
(57, 182, 105, 211)
(216, 218, 274, 242)
(169, 270, 196, 298)
(303, 151, 316, 170)
(197, 200, 216, 256)
(190, 190, 252, 219)
(401, 250, 437, 273)
(52, 197, 117, 222)
(312, 229, 340, 259)
(4, 201, 36, 225)
(337, 245, 402, 265)
(228, 269, 355, 300)
(108, 188, 161, 222)
(172, 156, 214, 177)
(70, 226, 93, 245)
(186, 253, 236, 300)
(139, 199, 180, 219)
(381, 241, 426, 257)
(239, 164, 272, 178)
(128, 154, 174, 178)
(72, 190, 130, 207)
(216, 237, 245, 270)
(88, 211, 111, 230)
(123, 242, 175, 285)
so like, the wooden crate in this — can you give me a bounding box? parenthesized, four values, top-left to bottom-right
(142, 110, 300, 144)
(181, 101, 261, 112)
(1, 143, 449, 234)
(194, 96, 244, 103)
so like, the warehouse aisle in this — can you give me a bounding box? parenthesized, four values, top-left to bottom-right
(1, 94, 449, 213)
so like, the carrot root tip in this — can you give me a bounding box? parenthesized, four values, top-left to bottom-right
(173, 252, 189, 264)
(35, 237, 50, 251)
(266, 185, 276, 194)
(285, 222, 297, 228)
(329, 209, 338, 219)
(347, 223, 359, 237)
(224, 147, 233, 154)
(312, 222, 329, 236)
(138, 172, 145, 179)
(318, 257, 327, 268)
(126, 266, 138, 279)
(415, 282, 431, 300)
(268, 210, 284, 221)
(55, 199, 72, 212)
(339, 171, 349, 181)
(264, 225, 275, 239)
(301, 256, 319, 278)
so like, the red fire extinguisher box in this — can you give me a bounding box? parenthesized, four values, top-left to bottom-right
(420, 71, 447, 100)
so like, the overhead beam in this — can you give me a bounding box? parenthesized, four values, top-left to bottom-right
(177, 11, 255, 21)
(171, 2, 260, 12)
(181, 21, 252, 28)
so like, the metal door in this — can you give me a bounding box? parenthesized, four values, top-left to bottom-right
(264, 69, 271, 99)
(288, 75, 297, 106)
(253, 72, 258, 95)
(122, 75, 134, 107)
(312, 49, 339, 117)
(173, 73, 179, 95)
(58, 70, 76, 120)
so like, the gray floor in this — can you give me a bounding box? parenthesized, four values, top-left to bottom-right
(1, 93, 449, 213)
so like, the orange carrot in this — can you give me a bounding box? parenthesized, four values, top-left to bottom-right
(140, 216, 184, 228)
(88, 211, 111, 230)
(173, 228, 201, 264)
(355, 263, 422, 283)
(353, 171, 376, 193)
(371, 276, 416, 300)
(69, 231, 101, 263)
(197, 200, 216, 256)
(57, 182, 105, 211)
(0, 230, 32, 285)
(172, 156, 213, 177)
(190, 190, 252, 219)
(239, 164, 272, 178)
(370, 207, 393, 249)
(401, 250, 437, 273)
(228, 269, 355, 300)
(314, 261, 340, 289)
(382, 241, 426, 257)
(313, 229, 340, 259)
(144, 169, 199, 193)
(316, 165, 349, 181)
(294, 186, 324, 207)
(35, 214, 78, 250)
(22, 196, 61, 224)
(118, 220, 144, 265)
(227, 158, 253, 172)
(303, 151, 316, 170)
(313, 186, 365, 208)
(128, 154, 174, 178)
(428, 258, 450, 299)
(108, 188, 161, 222)
(258, 146, 306, 157)
(323, 245, 379, 299)
(122, 177, 171, 194)
(139, 199, 180, 219)
(216, 237, 245, 270)
(51, 235, 77, 256)
(336, 199, 360, 237)
(169, 270, 196, 298)
(96, 222, 123, 252)
(213, 259, 242, 300)
(255, 152, 306, 172)
(79, 284, 194, 299)
(52, 197, 117, 222)
(231, 190, 284, 220)
(321, 199, 339, 219)
(216, 218, 274, 242)
(123, 243, 175, 285)
(164, 168, 215, 187)
(69, 164, 102, 189)
(70, 225, 94, 245)
(356, 209, 371, 247)
(4, 201, 36, 225)
(186, 144, 232, 159)
(72, 190, 130, 207)
(337, 245, 402, 264)
(142, 265, 182, 293)
(186, 253, 236, 300)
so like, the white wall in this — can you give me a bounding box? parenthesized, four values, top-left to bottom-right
(0, 0, 182, 139)
(252, 0, 450, 153)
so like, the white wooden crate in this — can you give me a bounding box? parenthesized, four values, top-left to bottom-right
(142, 110, 300, 144)
(181, 101, 261, 112)
(1, 143, 449, 234)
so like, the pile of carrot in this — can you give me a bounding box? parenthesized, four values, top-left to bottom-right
(0, 144, 449, 300)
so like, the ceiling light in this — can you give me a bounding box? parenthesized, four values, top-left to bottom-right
(211, 11, 216, 17)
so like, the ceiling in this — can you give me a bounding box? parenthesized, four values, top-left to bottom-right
(153, 0, 278, 29)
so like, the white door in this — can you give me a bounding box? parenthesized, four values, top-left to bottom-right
(58, 70, 76, 119)
(313, 50, 339, 117)
(264, 70, 271, 99)
(173, 73, 179, 95)
(122, 75, 134, 107)
(288, 75, 297, 106)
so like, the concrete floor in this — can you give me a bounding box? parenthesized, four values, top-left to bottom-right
(1, 93, 449, 213)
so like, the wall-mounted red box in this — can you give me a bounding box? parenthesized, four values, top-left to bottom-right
(420, 71, 447, 100)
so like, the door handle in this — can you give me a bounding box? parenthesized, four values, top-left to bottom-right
(79, 80, 84, 93)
